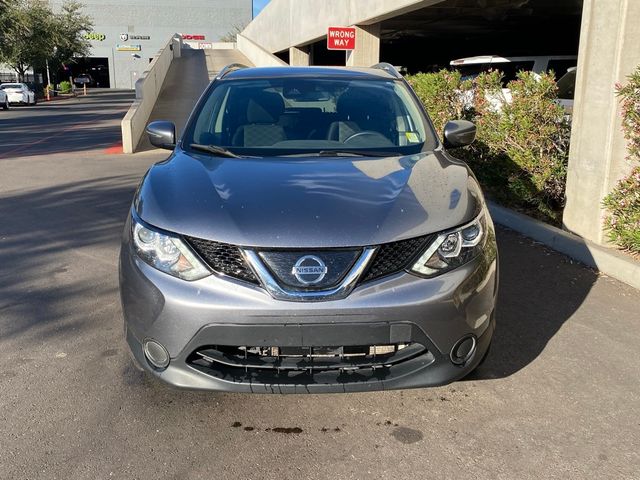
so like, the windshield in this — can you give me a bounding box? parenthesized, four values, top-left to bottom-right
(1, 84, 22, 89)
(183, 77, 436, 156)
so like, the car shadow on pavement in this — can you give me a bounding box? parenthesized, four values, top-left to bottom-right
(0, 175, 140, 340)
(467, 226, 598, 380)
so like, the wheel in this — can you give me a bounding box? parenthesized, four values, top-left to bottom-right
(33, 96, 37, 105)
(1, 98, 8, 110)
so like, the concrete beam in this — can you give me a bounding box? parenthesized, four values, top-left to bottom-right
(346, 24, 381, 67)
(289, 45, 310, 66)
(563, 0, 640, 244)
(242, 0, 444, 55)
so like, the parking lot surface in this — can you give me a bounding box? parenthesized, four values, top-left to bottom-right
(1, 94, 639, 479)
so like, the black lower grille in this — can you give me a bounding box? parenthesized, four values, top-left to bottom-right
(184, 236, 258, 284)
(189, 343, 426, 374)
(360, 234, 435, 283)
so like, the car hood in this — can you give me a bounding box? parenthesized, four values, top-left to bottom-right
(135, 150, 482, 248)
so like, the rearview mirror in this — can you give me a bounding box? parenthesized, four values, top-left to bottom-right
(443, 120, 476, 149)
(146, 121, 176, 150)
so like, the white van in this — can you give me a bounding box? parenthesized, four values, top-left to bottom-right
(450, 55, 577, 84)
(449, 55, 577, 114)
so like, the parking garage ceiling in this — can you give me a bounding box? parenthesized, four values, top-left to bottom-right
(380, 0, 584, 72)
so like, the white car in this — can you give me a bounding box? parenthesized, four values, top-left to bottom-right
(0, 89, 8, 110)
(0, 83, 37, 106)
(449, 55, 577, 112)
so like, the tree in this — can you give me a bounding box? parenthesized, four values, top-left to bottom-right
(49, 1, 93, 75)
(0, 0, 53, 80)
(0, 0, 92, 82)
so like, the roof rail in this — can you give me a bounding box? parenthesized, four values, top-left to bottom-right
(215, 63, 249, 80)
(371, 62, 402, 79)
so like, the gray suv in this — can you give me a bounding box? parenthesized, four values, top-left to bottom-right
(119, 63, 498, 393)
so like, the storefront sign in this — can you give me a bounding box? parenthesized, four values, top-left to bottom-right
(116, 44, 142, 52)
(84, 32, 106, 41)
(120, 33, 150, 41)
(327, 27, 356, 50)
(181, 34, 206, 40)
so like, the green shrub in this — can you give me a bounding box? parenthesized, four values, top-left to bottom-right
(406, 69, 571, 224)
(602, 168, 640, 254)
(407, 70, 473, 133)
(616, 68, 640, 161)
(58, 81, 72, 94)
(603, 66, 640, 254)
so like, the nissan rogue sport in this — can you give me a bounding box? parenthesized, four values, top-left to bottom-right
(119, 63, 498, 393)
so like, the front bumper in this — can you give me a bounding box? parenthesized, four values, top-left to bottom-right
(120, 220, 498, 393)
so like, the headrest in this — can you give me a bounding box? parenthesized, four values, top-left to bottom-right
(336, 88, 391, 120)
(246, 91, 285, 123)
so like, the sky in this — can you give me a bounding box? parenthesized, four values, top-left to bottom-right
(253, 0, 271, 17)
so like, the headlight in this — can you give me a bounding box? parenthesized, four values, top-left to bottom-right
(131, 215, 210, 281)
(410, 211, 488, 277)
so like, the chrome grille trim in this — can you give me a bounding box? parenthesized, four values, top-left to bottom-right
(243, 247, 377, 302)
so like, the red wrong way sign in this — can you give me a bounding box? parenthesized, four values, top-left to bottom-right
(327, 26, 356, 50)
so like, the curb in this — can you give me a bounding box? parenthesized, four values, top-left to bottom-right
(43, 95, 77, 102)
(488, 201, 640, 290)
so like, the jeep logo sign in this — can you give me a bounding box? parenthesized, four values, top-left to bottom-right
(84, 32, 106, 41)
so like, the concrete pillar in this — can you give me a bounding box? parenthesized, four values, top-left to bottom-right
(563, 0, 640, 243)
(289, 45, 310, 66)
(346, 23, 380, 67)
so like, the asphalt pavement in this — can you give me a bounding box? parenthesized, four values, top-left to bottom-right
(0, 93, 639, 480)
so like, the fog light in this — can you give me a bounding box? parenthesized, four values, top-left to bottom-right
(450, 335, 476, 366)
(143, 339, 170, 369)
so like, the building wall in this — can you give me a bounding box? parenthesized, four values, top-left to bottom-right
(49, 0, 252, 89)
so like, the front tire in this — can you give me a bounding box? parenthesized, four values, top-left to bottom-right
(1, 99, 8, 110)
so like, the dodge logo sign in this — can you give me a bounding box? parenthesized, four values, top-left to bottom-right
(292, 255, 328, 285)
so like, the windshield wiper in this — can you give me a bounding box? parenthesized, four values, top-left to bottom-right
(189, 143, 242, 158)
(317, 150, 398, 158)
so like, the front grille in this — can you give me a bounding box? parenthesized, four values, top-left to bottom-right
(184, 236, 258, 284)
(184, 233, 436, 288)
(187, 343, 427, 381)
(360, 234, 435, 283)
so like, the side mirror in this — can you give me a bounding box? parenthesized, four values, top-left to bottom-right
(146, 121, 176, 150)
(443, 120, 476, 149)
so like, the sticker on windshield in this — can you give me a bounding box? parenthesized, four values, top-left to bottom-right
(405, 132, 421, 143)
